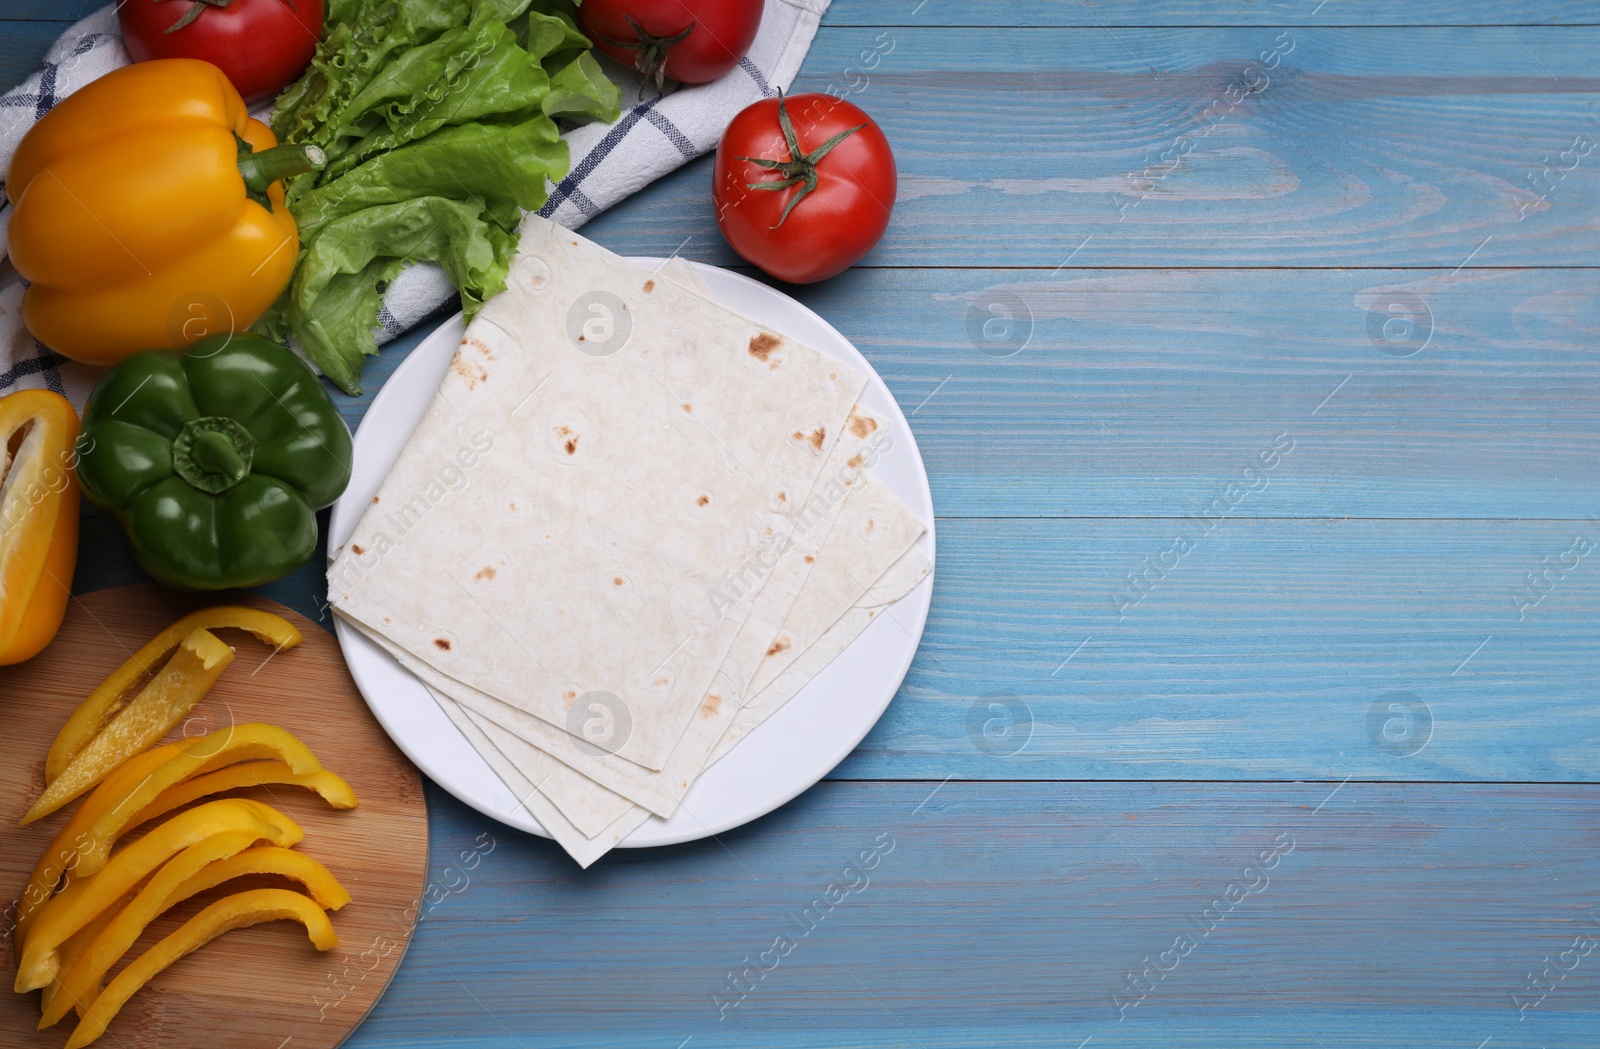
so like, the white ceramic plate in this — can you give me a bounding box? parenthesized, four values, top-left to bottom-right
(329, 258, 935, 846)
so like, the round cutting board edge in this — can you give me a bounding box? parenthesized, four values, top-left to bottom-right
(0, 585, 430, 1049)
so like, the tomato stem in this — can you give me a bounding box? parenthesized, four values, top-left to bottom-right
(161, 0, 235, 34)
(737, 91, 867, 228)
(593, 16, 695, 96)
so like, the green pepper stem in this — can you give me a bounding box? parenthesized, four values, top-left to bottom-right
(238, 142, 326, 197)
(191, 430, 246, 479)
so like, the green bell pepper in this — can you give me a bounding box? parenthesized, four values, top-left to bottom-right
(75, 333, 352, 591)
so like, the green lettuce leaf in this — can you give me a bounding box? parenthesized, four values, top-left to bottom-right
(261, 0, 618, 393)
(285, 197, 518, 394)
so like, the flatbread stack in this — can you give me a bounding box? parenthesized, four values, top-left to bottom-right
(329, 217, 930, 866)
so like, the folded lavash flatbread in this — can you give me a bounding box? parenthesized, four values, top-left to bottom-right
(330, 218, 867, 771)
(423, 543, 932, 867)
(404, 405, 922, 815)
(333, 227, 931, 866)
(355, 389, 923, 824)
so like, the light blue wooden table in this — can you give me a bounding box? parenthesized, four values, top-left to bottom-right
(5, 2, 1598, 1045)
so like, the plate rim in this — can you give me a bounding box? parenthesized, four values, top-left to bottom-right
(329, 257, 935, 848)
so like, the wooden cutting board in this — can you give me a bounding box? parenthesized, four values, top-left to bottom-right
(0, 585, 429, 1049)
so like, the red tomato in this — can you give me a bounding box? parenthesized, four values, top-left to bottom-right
(578, 0, 762, 89)
(118, 0, 325, 106)
(713, 93, 896, 284)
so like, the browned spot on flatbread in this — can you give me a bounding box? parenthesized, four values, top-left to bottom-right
(434, 639, 452, 651)
(808, 428, 826, 451)
(699, 693, 722, 719)
(777, 491, 786, 502)
(682, 402, 692, 412)
(847, 411, 878, 439)
(697, 494, 710, 506)
(748, 332, 781, 361)
(565, 439, 578, 454)
(766, 638, 791, 657)
(350, 544, 365, 556)
(654, 676, 668, 687)
(371, 496, 379, 505)
(476, 566, 496, 581)
(613, 577, 624, 586)
(644, 279, 656, 292)
(451, 352, 488, 389)
(847, 453, 864, 469)
(467, 336, 494, 360)
(804, 555, 814, 564)
(563, 689, 577, 700)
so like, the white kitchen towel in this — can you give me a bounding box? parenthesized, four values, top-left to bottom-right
(0, 0, 829, 405)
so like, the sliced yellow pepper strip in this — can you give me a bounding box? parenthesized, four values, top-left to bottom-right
(65, 887, 338, 1049)
(12, 745, 182, 957)
(39, 830, 270, 1028)
(128, 760, 357, 828)
(71, 723, 321, 878)
(43, 844, 351, 1028)
(14, 799, 300, 992)
(44, 606, 301, 783)
(40, 898, 121, 1022)
(25, 628, 237, 824)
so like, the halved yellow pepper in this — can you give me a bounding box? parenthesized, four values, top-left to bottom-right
(65, 887, 337, 1049)
(0, 389, 80, 666)
(43, 843, 350, 1027)
(129, 759, 356, 828)
(15, 799, 300, 992)
(45, 606, 300, 783)
(25, 628, 237, 824)
(12, 745, 182, 956)
(70, 722, 321, 878)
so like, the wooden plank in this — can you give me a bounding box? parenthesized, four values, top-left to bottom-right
(824, 0, 1600, 27)
(582, 27, 1600, 267)
(0, 2, 102, 21)
(8, 26, 1599, 267)
(346, 780, 1600, 1049)
(344, 266, 1600, 520)
(0, 20, 59, 89)
(836, 516, 1600, 782)
(71, 515, 1600, 783)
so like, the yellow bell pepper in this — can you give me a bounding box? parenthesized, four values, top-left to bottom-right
(65, 888, 338, 1049)
(15, 799, 300, 992)
(70, 722, 322, 878)
(45, 606, 300, 783)
(5, 58, 324, 366)
(42, 843, 350, 1028)
(25, 628, 237, 824)
(0, 389, 80, 666)
(129, 759, 357, 828)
